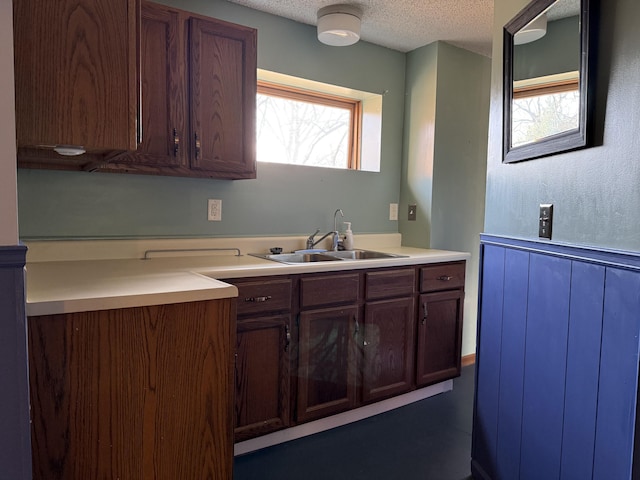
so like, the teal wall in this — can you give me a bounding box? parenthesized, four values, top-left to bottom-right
(17, 0, 406, 239)
(486, 0, 640, 250)
(402, 41, 490, 355)
(513, 16, 580, 81)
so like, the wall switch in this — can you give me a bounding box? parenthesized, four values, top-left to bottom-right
(539, 203, 553, 239)
(389, 203, 398, 221)
(208, 199, 222, 221)
(408, 204, 417, 221)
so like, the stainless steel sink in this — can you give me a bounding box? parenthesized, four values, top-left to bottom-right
(251, 249, 407, 264)
(250, 252, 344, 264)
(324, 250, 406, 260)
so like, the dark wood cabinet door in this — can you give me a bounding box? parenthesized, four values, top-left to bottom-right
(362, 297, 416, 403)
(235, 315, 291, 442)
(297, 306, 358, 423)
(131, 2, 188, 168)
(189, 16, 257, 179)
(416, 290, 464, 386)
(14, 0, 139, 151)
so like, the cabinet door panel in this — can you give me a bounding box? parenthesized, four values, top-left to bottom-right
(416, 290, 463, 386)
(132, 3, 187, 167)
(362, 297, 415, 403)
(189, 17, 256, 178)
(14, 0, 139, 151)
(235, 316, 290, 442)
(297, 306, 358, 422)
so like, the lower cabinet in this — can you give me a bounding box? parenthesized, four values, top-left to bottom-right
(235, 315, 291, 441)
(28, 299, 235, 480)
(362, 267, 417, 403)
(229, 277, 293, 441)
(297, 306, 359, 422)
(231, 261, 466, 443)
(416, 290, 464, 386)
(362, 297, 416, 403)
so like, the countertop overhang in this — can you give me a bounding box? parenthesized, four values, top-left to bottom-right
(25, 240, 469, 316)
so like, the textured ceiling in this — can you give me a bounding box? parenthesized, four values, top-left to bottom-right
(227, 0, 495, 56)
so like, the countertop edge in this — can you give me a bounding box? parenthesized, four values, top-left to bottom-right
(26, 247, 469, 316)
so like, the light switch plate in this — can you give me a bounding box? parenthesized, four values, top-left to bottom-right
(389, 203, 398, 221)
(408, 204, 417, 221)
(539, 203, 553, 239)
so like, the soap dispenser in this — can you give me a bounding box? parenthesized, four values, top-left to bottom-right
(343, 222, 354, 250)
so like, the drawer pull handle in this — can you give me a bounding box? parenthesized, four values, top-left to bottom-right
(438, 275, 453, 281)
(173, 128, 180, 157)
(244, 295, 272, 303)
(422, 302, 428, 325)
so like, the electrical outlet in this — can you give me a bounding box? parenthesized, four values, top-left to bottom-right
(408, 204, 417, 221)
(539, 203, 553, 239)
(389, 203, 398, 221)
(208, 199, 222, 221)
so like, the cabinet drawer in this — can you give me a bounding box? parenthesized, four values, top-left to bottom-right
(233, 279, 292, 316)
(366, 268, 415, 300)
(300, 273, 360, 309)
(420, 262, 465, 292)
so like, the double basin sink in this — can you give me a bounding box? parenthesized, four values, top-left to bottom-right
(251, 249, 407, 264)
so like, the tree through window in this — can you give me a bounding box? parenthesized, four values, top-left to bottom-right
(256, 81, 361, 169)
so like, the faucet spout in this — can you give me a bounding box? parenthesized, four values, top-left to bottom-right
(334, 209, 344, 233)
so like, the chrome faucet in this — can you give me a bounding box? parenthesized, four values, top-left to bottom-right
(306, 209, 344, 251)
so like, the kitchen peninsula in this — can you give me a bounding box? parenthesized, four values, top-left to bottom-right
(25, 235, 468, 478)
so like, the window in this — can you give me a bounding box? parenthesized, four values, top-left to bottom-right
(511, 72, 580, 148)
(255, 70, 382, 172)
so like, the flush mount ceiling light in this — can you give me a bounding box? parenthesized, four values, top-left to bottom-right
(514, 13, 547, 45)
(317, 4, 362, 47)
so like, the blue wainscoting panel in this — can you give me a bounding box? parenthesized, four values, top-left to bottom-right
(560, 261, 604, 480)
(495, 248, 529, 480)
(474, 235, 640, 480)
(472, 244, 505, 480)
(520, 253, 571, 480)
(593, 267, 640, 480)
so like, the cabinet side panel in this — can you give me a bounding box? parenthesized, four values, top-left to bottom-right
(28, 299, 234, 480)
(560, 261, 604, 479)
(520, 254, 571, 480)
(592, 267, 640, 480)
(495, 248, 529, 480)
(472, 244, 505, 480)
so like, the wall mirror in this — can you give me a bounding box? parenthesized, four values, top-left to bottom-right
(503, 0, 595, 163)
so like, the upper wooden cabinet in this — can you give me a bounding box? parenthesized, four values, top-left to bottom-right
(13, 0, 140, 159)
(111, 1, 257, 179)
(14, 0, 257, 180)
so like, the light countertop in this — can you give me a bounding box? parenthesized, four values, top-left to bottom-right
(25, 240, 469, 316)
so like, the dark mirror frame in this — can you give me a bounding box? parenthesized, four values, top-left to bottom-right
(503, 0, 595, 163)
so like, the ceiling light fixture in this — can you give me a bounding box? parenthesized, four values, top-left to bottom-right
(317, 4, 362, 47)
(514, 14, 547, 45)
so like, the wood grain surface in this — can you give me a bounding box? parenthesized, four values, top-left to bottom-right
(28, 299, 235, 480)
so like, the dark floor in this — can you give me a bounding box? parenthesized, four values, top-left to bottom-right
(234, 366, 475, 480)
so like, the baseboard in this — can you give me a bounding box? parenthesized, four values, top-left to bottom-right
(462, 353, 476, 366)
(234, 379, 453, 456)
